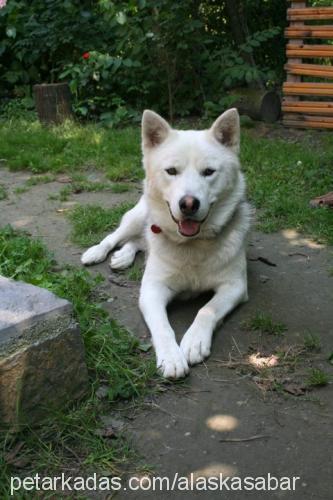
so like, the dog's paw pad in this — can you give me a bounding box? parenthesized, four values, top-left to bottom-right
(110, 246, 136, 270)
(81, 245, 108, 265)
(180, 329, 211, 366)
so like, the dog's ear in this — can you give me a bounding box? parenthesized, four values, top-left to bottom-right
(210, 108, 240, 154)
(142, 110, 171, 149)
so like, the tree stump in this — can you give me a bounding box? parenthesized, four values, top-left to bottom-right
(34, 83, 73, 125)
(228, 88, 281, 123)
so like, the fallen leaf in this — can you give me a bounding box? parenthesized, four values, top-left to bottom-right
(56, 208, 71, 213)
(138, 342, 152, 352)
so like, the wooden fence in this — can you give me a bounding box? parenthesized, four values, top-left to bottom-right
(283, 0, 333, 129)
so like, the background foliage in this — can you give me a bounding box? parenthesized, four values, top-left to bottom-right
(0, 0, 287, 122)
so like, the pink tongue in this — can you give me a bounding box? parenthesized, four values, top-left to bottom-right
(178, 219, 200, 236)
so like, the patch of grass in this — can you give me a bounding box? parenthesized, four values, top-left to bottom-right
(46, 176, 132, 202)
(241, 129, 333, 244)
(303, 333, 321, 352)
(68, 203, 134, 247)
(126, 263, 144, 281)
(307, 368, 330, 387)
(13, 175, 56, 196)
(1, 117, 332, 243)
(26, 174, 56, 186)
(111, 183, 132, 193)
(0, 225, 158, 494)
(242, 311, 287, 336)
(0, 119, 143, 180)
(0, 184, 7, 200)
(58, 180, 113, 202)
(14, 186, 30, 195)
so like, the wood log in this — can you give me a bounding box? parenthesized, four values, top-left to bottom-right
(228, 88, 281, 123)
(34, 83, 72, 125)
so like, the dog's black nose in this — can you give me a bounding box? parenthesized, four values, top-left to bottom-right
(179, 195, 200, 215)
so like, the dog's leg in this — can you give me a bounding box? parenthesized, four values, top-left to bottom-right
(81, 197, 147, 265)
(180, 278, 247, 365)
(139, 280, 189, 379)
(110, 239, 143, 270)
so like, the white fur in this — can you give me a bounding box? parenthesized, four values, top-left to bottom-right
(81, 109, 251, 379)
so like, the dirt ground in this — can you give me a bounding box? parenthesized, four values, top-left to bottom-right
(1, 167, 333, 500)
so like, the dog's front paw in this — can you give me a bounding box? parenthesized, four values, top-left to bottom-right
(156, 344, 189, 379)
(81, 244, 108, 265)
(180, 326, 212, 366)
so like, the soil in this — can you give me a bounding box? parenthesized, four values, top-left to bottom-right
(1, 167, 333, 500)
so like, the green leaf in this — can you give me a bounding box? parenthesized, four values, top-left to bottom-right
(138, 342, 152, 352)
(116, 12, 127, 25)
(76, 106, 88, 116)
(245, 70, 253, 83)
(249, 39, 260, 48)
(6, 27, 16, 39)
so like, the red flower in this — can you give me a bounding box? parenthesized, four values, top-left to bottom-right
(82, 52, 90, 60)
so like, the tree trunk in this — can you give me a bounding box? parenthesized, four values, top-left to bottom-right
(225, 0, 264, 89)
(34, 83, 72, 125)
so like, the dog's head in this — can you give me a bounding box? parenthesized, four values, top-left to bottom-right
(142, 109, 243, 239)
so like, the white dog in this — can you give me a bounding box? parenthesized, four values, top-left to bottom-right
(81, 109, 251, 379)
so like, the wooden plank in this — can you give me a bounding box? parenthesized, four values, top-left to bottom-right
(283, 82, 333, 96)
(285, 62, 333, 78)
(284, 82, 333, 89)
(286, 62, 333, 72)
(287, 44, 333, 58)
(283, 119, 333, 129)
(288, 8, 333, 21)
(284, 113, 333, 122)
(285, 26, 333, 38)
(282, 103, 333, 115)
(282, 100, 333, 108)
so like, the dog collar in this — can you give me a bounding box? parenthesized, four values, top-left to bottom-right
(151, 224, 162, 234)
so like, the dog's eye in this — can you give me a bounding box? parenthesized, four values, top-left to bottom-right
(165, 167, 178, 176)
(202, 168, 215, 177)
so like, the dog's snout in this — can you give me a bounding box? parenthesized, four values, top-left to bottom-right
(179, 195, 200, 215)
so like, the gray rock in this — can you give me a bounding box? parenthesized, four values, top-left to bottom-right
(0, 276, 89, 426)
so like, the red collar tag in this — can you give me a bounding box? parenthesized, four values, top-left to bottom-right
(151, 224, 162, 234)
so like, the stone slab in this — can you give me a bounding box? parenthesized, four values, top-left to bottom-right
(0, 275, 71, 345)
(0, 276, 89, 425)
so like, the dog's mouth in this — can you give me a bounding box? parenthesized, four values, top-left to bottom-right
(167, 203, 208, 237)
(177, 219, 201, 237)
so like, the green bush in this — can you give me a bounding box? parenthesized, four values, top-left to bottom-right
(0, 0, 285, 121)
